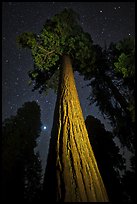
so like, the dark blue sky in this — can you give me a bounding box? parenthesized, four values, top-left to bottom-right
(2, 2, 135, 174)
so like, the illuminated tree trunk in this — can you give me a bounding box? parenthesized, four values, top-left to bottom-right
(43, 55, 109, 202)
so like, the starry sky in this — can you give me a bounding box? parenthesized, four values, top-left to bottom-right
(2, 2, 135, 172)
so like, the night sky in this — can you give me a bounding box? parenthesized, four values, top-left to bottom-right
(2, 2, 135, 173)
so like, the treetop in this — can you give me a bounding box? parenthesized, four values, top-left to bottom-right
(16, 8, 95, 94)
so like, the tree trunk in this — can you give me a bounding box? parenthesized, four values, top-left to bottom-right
(43, 55, 109, 202)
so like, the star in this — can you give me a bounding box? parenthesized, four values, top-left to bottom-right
(43, 126, 47, 130)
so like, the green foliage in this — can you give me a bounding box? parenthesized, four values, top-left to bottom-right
(17, 8, 95, 94)
(112, 37, 135, 124)
(51, 8, 81, 36)
(83, 36, 135, 152)
(28, 63, 60, 94)
(114, 53, 130, 77)
(114, 37, 135, 79)
(114, 52, 135, 78)
(116, 37, 135, 54)
(16, 32, 37, 49)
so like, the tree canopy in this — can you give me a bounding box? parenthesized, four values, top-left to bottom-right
(17, 8, 96, 94)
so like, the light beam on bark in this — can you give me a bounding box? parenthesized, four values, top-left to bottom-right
(43, 55, 109, 202)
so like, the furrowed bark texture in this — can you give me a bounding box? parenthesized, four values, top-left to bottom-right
(43, 55, 109, 202)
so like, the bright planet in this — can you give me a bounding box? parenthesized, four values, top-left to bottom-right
(43, 126, 47, 130)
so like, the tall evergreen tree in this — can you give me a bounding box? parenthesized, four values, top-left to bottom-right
(82, 37, 135, 202)
(82, 37, 135, 151)
(17, 9, 108, 202)
(85, 115, 125, 202)
(2, 101, 42, 202)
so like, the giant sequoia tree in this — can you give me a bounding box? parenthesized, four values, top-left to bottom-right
(17, 9, 108, 202)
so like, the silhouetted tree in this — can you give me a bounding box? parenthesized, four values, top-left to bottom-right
(2, 101, 42, 203)
(81, 37, 135, 151)
(85, 115, 127, 202)
(24, 152, 42, 202)
(121, 169, 136, 202)
(83, 37, 135, 202)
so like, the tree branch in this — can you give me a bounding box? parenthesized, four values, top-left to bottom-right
(38, 45, 55, 56)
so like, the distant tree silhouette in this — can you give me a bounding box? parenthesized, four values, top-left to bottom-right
(2, 101, 42, 203)
(85, 115, 125, 202)
(120, 154, 135, 202)
(81, 37, 135, 152)
(104, 38, 135, 202)
(75, 36, 135, 202)
(121, 169, 136, 202)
